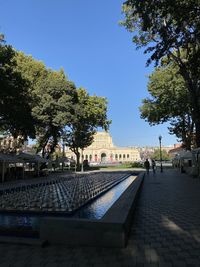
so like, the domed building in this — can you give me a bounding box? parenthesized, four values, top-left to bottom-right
(65, 132, 141, 163)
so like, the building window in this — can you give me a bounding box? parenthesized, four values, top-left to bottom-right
(86, 155, 88, 160)
(127, 154, 129, 159)
(123, 154, 126, 159)
(115, 154, 118, 159)
(89, 155, 92, 161)
(119, 154, 122, 159)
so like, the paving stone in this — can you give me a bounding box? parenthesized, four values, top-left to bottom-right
(0, 170, 200, 266)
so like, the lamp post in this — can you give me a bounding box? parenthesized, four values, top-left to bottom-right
(159, 135, 163, 172)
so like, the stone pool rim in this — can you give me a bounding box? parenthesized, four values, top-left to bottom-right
(40, 172, 144, 248)
(0, 171, 137, 216)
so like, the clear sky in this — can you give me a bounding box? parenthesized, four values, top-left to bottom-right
(0, 0, 179, 147)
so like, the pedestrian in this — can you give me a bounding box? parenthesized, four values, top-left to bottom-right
(152, 159, 156, 174)
(144, 159, 150, 175)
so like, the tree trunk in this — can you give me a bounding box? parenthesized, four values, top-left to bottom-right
(195, 120, 200, 147)
(41, 138, 49, 158)
(183, 79, 200, 147)
(190, 95, 200, 147)
(75, 149, 80, 170)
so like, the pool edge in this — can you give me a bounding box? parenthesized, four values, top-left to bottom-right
(39, 172, 145, 248)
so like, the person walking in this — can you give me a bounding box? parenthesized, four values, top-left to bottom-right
(144, 159, 150, 175)
(152, 159, 156, 174)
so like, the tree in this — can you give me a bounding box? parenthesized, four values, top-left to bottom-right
(32, 69, 77, 158)
(140, 63, 194, 150)
(151, 149, 171, 161)
(0, 36, 35, 148)
(122, 0, 200, 146)
(168, 117, 194, 150)
(14, 52, 77, 157)
(65, 88, 111, 169)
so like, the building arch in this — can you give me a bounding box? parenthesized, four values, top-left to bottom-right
(64, 132, 141, 163)
(101, 153, 107, 162)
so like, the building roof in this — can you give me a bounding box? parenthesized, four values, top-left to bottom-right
(168, 145, 184, 154)
(16, 152, 47, 163)
(0, 153, 24, 163)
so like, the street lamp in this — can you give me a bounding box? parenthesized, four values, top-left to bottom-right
(159, 135, 163, 172)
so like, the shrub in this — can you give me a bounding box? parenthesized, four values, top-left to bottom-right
(131, 162, 144, 168)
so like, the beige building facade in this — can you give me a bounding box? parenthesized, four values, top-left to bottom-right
(65, 132, 141, 163)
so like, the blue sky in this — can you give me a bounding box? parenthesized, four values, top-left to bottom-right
(0, 0, 178, 147)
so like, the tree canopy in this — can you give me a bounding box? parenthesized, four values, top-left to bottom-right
(140, 62, 194, 150)
(122, 0, 200, 65)
(14, 51, 77, 157)
(151, 149, 171, 161)
(122, 0, 200, 146)
(65, 88, 111, 168)
(33, 70, 77, 157)
(0, 36, 110, 158)
(0, 38, 35, 144)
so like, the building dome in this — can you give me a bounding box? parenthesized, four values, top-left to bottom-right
(88, 132, 114, 149)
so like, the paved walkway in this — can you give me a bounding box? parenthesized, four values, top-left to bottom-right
(0, 169, 200, 266)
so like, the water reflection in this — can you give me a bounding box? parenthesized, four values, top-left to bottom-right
(0, 214, 39, 230)
(73, 175, 136, 219)
(0, 175, 136, 230)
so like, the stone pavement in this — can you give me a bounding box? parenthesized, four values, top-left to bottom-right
(0, 169, 200, 267)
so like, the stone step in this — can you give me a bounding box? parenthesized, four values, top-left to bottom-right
(0, 235, 47, 246)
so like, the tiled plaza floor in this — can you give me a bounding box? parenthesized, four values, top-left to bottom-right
(0, 169, 200, 266)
